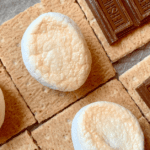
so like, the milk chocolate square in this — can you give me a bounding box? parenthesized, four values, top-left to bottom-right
(136, 77, 150, 109)
(85, 0, 150, 44)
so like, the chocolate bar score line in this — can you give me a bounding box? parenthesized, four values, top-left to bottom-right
(85, 0, 150, 45)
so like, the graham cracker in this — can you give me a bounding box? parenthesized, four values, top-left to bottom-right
(41, 0, 116, 98)
(76, 0, 150, 62)
(0, 62, 36, 144)
(0, 3, 115, 122)
(139, 117, 150, 148)
(0, 131, 39, 150)
(32, 79, 150, 150)
(119, 55, 150, 122)
(41, 0, 75, 8)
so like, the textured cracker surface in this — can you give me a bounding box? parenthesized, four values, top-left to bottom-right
(41, 0, 75, 6)
(0, 131, 39, 150)
(77, 0, 150, 62)
(0, 2, 115, 122)
(0, 62, 36, 144)
(32, 79, 150, 150)
(120, 56, 150, 122)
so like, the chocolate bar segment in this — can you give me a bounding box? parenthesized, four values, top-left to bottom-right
(85, 0, 134, 44)
(136, 77, 150, 109)
(97, 0, 133, 33)
(85, 0, 150, 44)
(133, 0, 150, 18)
(122, 0, 150, 24)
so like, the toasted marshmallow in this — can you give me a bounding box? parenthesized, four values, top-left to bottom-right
(72, 102, 144, 150)
(0, 88, 5, 128)
(21, 12, 92, 92)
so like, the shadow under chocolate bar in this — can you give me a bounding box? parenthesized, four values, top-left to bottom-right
(85, 0, 150, 45)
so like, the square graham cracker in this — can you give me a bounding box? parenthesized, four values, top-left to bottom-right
(0, 3, 115, 123)
(0, 62, 36, 144)
(120, 55, 150, 122)
(0, 131, 39, 150)
(32, 79, 150, 149)
(76, 0, 150, 62)
(41, 0, 116, 99)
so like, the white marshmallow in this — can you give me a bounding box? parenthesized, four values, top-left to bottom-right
(0, 89, 5, 128)
(21, 12, 92, 92)
(71, 102, 144, 150)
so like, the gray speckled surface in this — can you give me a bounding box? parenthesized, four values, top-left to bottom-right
(113, 42, 150, 76)
(0, 0, 40, 25)
(0, 0, 150, 76)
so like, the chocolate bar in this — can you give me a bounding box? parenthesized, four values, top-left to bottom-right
(85, 0, 150, 44)
(136, 77, 150, 109)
